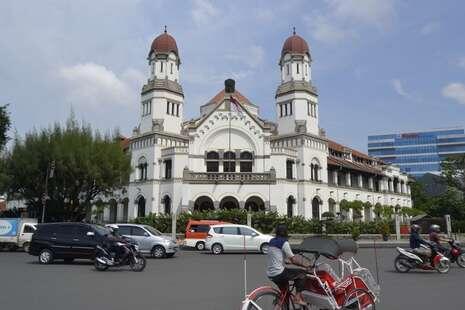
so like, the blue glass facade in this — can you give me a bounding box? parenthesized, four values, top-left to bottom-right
(368, 128, 465, 177)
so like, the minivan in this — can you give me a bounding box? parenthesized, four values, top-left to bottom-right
(29, 223, 109, 264)
(184, 220, 226, 250)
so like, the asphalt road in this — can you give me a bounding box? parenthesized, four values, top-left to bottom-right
(0, 249, 462, 310)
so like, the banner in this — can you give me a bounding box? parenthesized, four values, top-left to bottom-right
(0, 219, 19, 236)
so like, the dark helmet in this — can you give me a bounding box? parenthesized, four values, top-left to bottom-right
(411, 224, 421, 233)
(275, 223, 289, 238)
(430, 224, 440, 233)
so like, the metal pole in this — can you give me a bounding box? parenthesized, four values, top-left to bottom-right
(41, 165, 49, 223)
(171, 211, 177, 241)
(243, 234, 247, 297)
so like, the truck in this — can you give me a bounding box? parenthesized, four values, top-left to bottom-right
(0, 218, 37, 252)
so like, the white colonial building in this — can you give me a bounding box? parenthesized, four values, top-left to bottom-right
(112, 29, 412, 223)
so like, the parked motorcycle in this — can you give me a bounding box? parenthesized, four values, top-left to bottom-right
(444, 239, 465, 268)
(394, 242, 450, 274)
(95, 241, 146, 272)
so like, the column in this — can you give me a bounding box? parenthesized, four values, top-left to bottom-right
(333, 170, 338, 185)
(368, 177, 374, 190)
(346, 172, 351, 187)
(358, 175, 363, 188)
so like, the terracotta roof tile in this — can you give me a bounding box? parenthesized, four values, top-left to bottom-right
(207, 89, 255, 107)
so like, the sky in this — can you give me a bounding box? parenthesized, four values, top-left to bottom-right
(1, 0, 465, 152)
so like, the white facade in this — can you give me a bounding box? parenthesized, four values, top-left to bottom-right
(125, 31, 412, 221)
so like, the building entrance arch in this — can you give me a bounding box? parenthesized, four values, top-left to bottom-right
(220, 196, 240, 210)
(245, 196, 265, 212)
(194, 196, 215, 211)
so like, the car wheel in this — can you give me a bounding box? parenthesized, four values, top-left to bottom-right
(151, 245, 166, 259)
(39, 249, 54, 264)
(195, 241, 205, 251)
(211, 243, 223, 255)
(260, 243, 269, 254)
(22, 242, 31, 253)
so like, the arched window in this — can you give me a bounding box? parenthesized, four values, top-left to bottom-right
(240, 151, 253, 172)
(287, 196, 295, 217)
(311, 158, 320, 181)
(163, 195, 171, 214)
(206, 151, 219, 172)
(223, 151, 236, 172)
(138, 157, 148, 180)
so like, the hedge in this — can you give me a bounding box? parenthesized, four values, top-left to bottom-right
(133, 209, 393, 235)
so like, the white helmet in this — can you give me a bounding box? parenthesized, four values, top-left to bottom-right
(106, 224, 119, 234)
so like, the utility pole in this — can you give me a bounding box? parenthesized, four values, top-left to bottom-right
(41, 160, 55, 223)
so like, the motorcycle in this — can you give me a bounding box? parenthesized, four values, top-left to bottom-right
(394, 242, 450, 274)
(95, 241, 146, 272)
(445, 239, 465, 268)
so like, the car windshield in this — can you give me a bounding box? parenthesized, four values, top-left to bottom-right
(91, 224, 111, 236)
(144, 225, 162, 236)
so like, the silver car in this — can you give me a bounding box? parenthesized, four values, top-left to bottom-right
(109, 224, 178, 258)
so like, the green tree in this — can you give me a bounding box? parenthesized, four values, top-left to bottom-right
(442, 155, 465, 192)
(429, 187, 465, 219)
(410, 181, 434, 214)
(3, 116, 131, 221)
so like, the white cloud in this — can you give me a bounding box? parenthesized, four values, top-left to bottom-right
(391, 79, 410, 98)
(420, 21, 440, 35)
(306, 15, 353, 44)
(225, 45, 265, 68)
(458, 57, 465, 69)
(191, 0, 219, 26)
(329, 0, 395, 26)
(59, 63, 142, 109)
(256, 9, 274, 22)
(442, 82, 465, 105)
(307, 0, 395, 44)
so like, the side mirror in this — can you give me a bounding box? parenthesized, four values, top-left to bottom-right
(86, 231, 95, 237)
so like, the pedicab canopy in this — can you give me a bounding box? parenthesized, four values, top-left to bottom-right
(292, 238, 358, 259)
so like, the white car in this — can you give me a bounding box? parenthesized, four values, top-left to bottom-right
(205, 224, 272, 255)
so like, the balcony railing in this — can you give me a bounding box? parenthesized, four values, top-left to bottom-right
(183, 170, 276, 184)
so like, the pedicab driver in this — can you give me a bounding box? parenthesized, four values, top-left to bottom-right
(266, 223, 309, 306)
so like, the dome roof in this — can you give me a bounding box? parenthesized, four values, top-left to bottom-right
(149, 30, 179, 57)
(281, 33, 310, 58)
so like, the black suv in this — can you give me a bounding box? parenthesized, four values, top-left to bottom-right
(29, 222, 108, 264)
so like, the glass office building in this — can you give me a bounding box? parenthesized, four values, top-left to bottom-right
(368, 128, 465, 177)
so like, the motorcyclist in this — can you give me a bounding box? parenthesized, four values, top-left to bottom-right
(409, 224, 431, 261)
(104, 224, 129, 263)
(428, 224, 449, 254)
(267, 223, 310, 306)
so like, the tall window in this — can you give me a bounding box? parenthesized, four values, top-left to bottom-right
(171, 102, 175, 115)
(286, 160, 294, 179)
(166, 101, 170, 114)
(170, 63, 173, 74)
(223, 151, 236, 172)
(297, 63, 299, 74)
(164, 159, 172, 179)
(286, 64, 290, 75)
(284, 104, 288, 116)
(280, 104, 283, 117)
(240, 151, 253, 172)
(289, 102, 293, 115)
(151, 62, 154, 75)
(138, 157, 148, 181)
(206, 151, 219, 172)
(176, 104, 179, 116)
(160, 62, 164, 72)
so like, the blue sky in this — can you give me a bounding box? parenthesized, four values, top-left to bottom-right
(1, 0, 465, 152)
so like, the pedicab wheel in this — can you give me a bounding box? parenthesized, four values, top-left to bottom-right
(394, 256, 410, 273)
(130, 254, 146, 272)
(260, 243, 269, 254)
(436, 259, 450, 274)
(456, 253, 465, 268)
(242, 287, 282, 310)
(94, 257, 109, 271)
(342, 288, 376, 310)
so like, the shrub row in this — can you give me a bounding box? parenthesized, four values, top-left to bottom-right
(133, 209, 394, 235)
